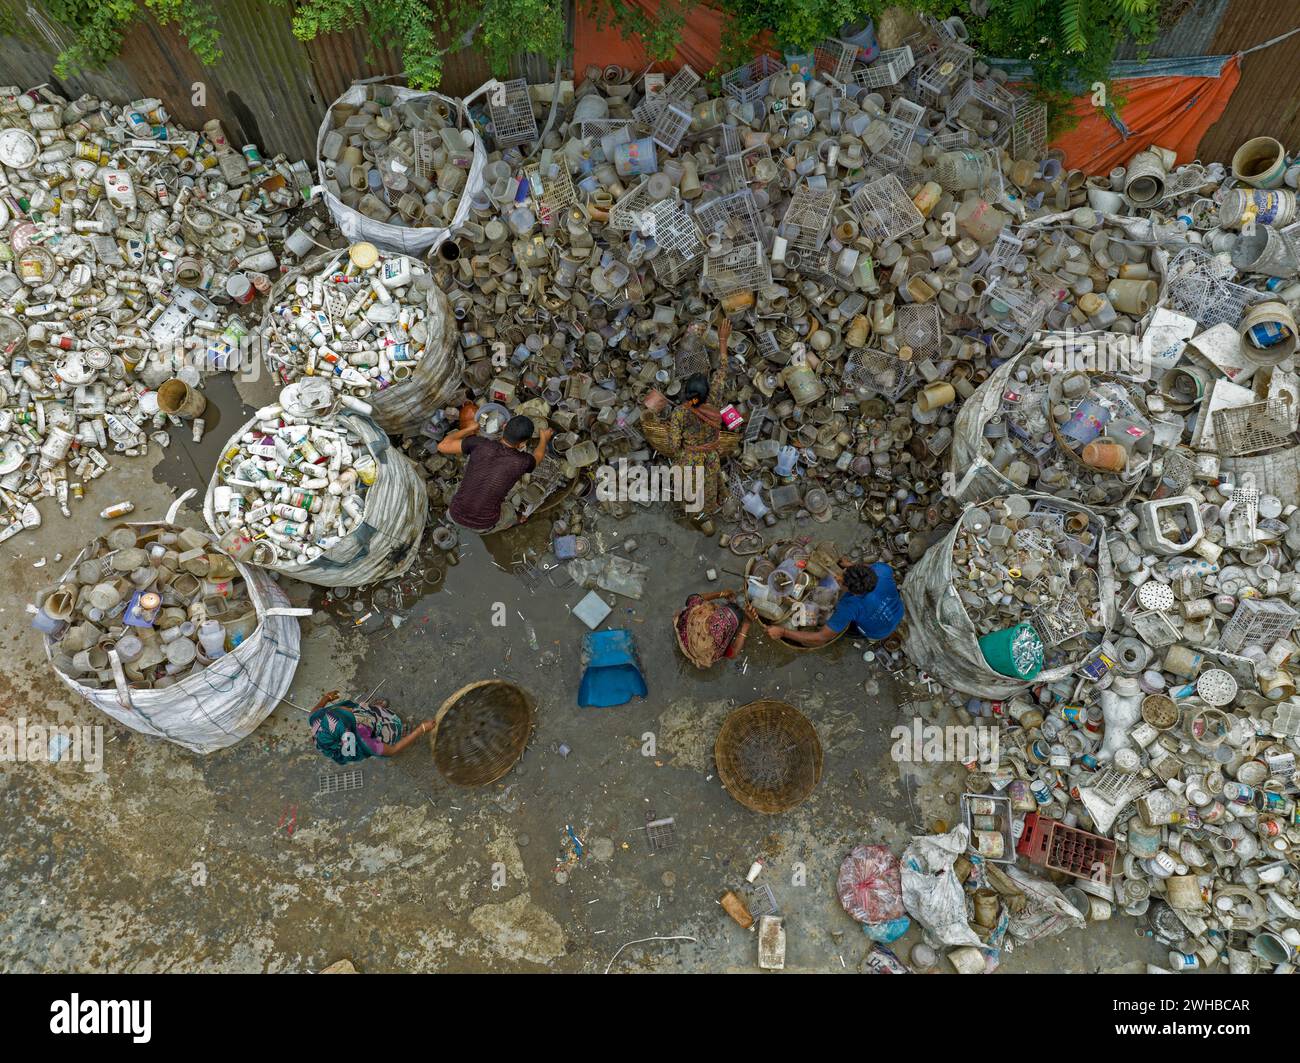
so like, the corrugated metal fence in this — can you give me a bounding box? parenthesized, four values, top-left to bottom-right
(0, 0, 513, 161)
(0, 0, 1294, 164)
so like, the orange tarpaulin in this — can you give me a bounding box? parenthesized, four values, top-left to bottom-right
(1048, 55, 1242, 173)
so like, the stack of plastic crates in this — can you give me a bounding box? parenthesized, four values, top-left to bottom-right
(1212, 400, 1294, 457)
(850, 174, 924, 243)
(1164, 245, 1257, 329)
(946, 77, 1017, 145)
(842, 349, 917, 401)
(722, 53, 783, 105)
(489, 79, 538, 148)
(703, 241, 771, 296)
(694, 190, 764, 244)
(1009, 99, 1048, 160)
(851, 46, 914, 90)
(780, 183, 836, 255)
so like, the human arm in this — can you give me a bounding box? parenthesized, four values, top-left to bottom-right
(764, 623, 839, 646)
(377, 717, 436, 756)
(695, 588, 737, 603)
(708, 318, 731, 405)
(311, 690, 341, 712)
(532, 427, 553, 467)
(437, 424, 479, 455)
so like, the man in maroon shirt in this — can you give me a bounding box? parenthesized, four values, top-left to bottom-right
(438, 410, 551, 532)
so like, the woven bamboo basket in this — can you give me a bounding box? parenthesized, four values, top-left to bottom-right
(715, 700, 823, 814)
(429, 679, 534, 786)
(640, 412, 742, 458)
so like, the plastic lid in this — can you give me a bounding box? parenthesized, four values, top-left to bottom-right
(349, 241, 380, 269)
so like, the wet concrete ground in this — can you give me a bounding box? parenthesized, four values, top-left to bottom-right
(0, 375, 1153, 973)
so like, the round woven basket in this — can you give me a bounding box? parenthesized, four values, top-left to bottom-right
(429, 679, 534, 786)
(715, 700, 823, 814)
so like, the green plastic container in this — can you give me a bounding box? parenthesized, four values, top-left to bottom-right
(979, 622, 1044, 680)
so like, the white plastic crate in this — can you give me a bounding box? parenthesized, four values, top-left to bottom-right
(609, 178, 659, 231)
(650, 102, 693, 152)
(703, 240, 771, 296)
(489, 78, 538, 148)
(842, 348, 917, 401)
(726, 142, 776, 191)
(780, 182, 836, 254)
(895, 303, 943, 361)
(1219, 598, 1299, 653)
(722, 53, 784, 105)
(850, 174, 924, 242)
(694, 189, 763, 243)
(851, 46, 914, 89)
(1212, 401, 1293, 457)
(814, 38, 858, 83)
(1010, 99, 1048, 160)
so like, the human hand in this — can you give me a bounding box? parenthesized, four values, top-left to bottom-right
(540, 427, 554, 441)
(314, 689, 340, 710)
(721, 588, 736, 599)
(765, 625, 784, 640)
(718, 318, 732, 346)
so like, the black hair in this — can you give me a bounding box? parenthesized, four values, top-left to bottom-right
(844, 564, 877, 596)
(682, 373, 709, 404)
(503, 415, 534, 445)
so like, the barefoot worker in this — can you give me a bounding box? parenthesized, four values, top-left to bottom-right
(438, 405, 552, 532)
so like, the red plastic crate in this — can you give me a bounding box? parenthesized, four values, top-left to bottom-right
(1017, 812, 1116, 883)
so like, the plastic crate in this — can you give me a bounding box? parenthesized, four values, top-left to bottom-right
(1219, 597, 1299, 653)
(1018, 812, 1117, 883)
(814, 38, 858, 83)
(1009, 99, 1048, 160)
(650, 102, 693, 152)
(851, 46, 914, 90)
(694, 189, 763, 243)
(842, 348, 917, 401)
(489, 78, 538, 148)
(722, 53, 783, 105)
(1212, 401, 1293, 457)
(703, 240, 771, 296)
(850, 174, 924, 243)
(780, 182, 837, 254)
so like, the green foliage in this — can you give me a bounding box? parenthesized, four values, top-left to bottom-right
(39, 0, 568, 90)
(969, 0, 1159, 120)
(43, 0, 221, 76)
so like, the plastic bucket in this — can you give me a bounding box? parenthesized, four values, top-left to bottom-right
(1232, 136, 1288, 189)
(1231, 226, 1299, 278)
(1240, 301, 1298, 365)
(1218, 188, 1297, 229)
(157, 378, 207, 418)
(978, 622, 1043, 679)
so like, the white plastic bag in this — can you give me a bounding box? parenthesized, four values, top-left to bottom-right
(316, 76, 486, 256)
(44, 494, 309, 754)
(900, 826, 984, 948)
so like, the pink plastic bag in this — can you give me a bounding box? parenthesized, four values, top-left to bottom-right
(838, 844, 905, 925)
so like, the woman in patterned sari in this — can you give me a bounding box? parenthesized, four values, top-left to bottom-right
(673, 589, 754, 668)
(308, 690, 435, 763)
(667, 318, 733, 515)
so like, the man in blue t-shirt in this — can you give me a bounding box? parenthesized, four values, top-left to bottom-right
(765, 562, 904, 647)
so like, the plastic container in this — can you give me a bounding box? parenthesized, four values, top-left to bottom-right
(978, 622, 1043, 679)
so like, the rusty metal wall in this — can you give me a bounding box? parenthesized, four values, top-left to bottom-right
(1200, 2, 1300, 164)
